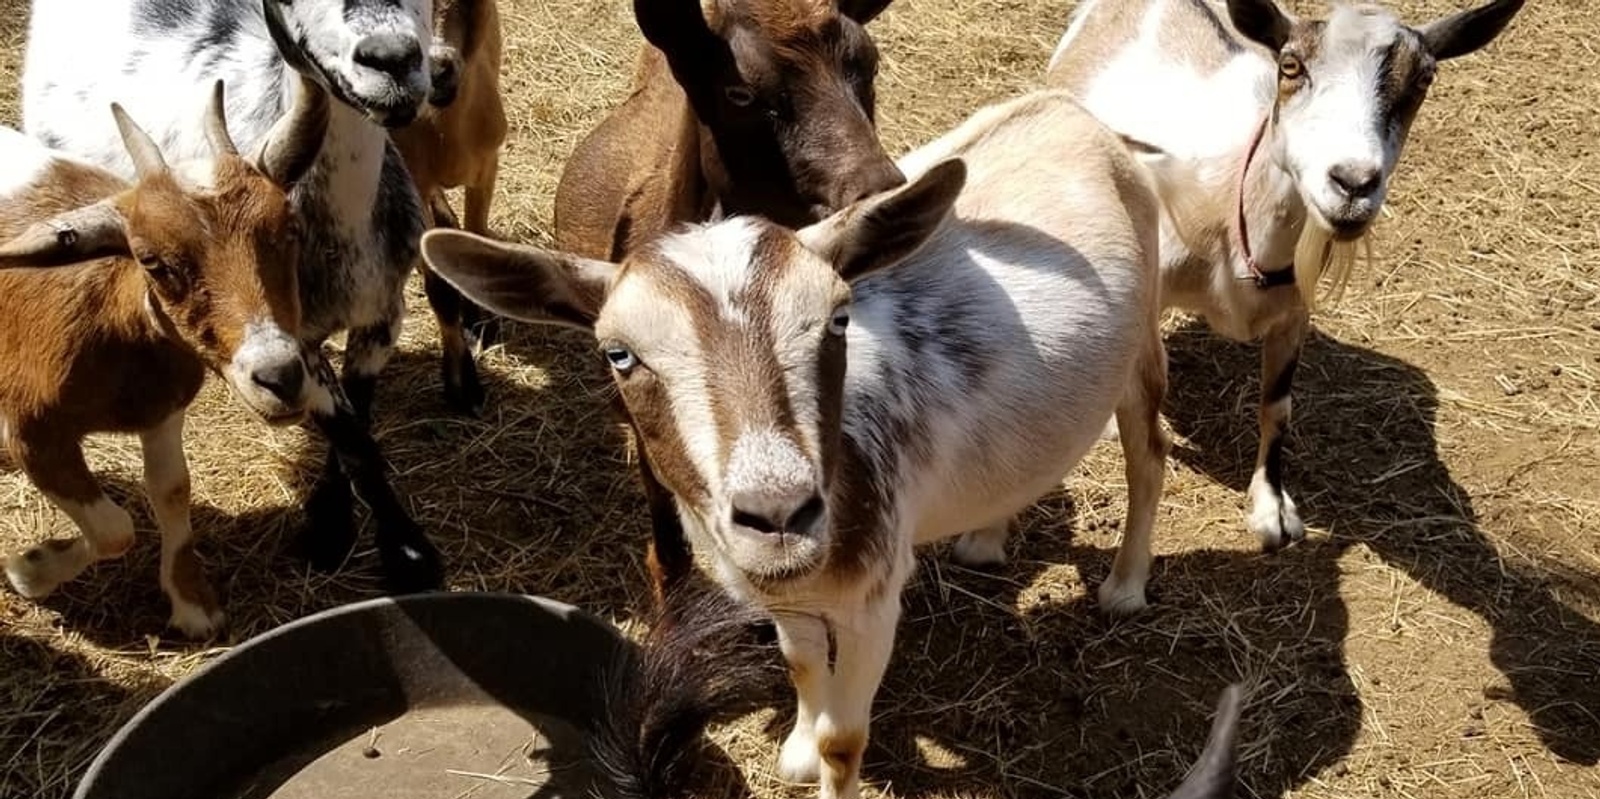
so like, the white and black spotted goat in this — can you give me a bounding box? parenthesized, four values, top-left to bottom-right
(423, 90, 1171, 799)
(23, 0, 452, 589)
(1046, 0, 1524, 549)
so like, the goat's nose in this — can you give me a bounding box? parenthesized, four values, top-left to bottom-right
(251, 359, 306, 403)
(353, 33, 424, 79)
(1328, 162, 1382, 199)
(731, 492, 826, 536)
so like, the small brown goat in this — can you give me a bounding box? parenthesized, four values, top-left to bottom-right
(0, 81, 325, 638)
(553, 0, 906, 608)
(392, 0, 508, 416)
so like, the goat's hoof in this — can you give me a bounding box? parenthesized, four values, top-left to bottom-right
(1097, 577, 1149, 616)
(168, 603, 226, 640)
(379, 533, 445, 594)
(443, 360, 487, 418)
(777, 728, 822, 784)
(1247, 493, 1305, 552)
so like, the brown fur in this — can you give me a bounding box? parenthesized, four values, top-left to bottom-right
(392, 0, 508, 414)
(0, 135, 305, 638)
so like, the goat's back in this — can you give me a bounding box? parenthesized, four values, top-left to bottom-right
(0, 128, 128, 240)
(847, 92, 1161, 541)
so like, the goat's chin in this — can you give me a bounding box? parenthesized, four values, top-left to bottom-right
(718, 529, 829, 587)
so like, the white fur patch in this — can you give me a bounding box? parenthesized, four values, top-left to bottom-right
(654, 217, 766, 324)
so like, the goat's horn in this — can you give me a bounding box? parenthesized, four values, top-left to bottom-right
(255, 72, 329, 187)
(204, 80, 238, 156)
(111, 103, 168, 180)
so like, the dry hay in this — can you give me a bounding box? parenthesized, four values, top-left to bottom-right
(1, 0, 1598, 798)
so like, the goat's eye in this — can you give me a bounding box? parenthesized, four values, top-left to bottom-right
(604, 345, 639, 373)
(136, 251, 164, 272)
(827, 306, 851, 336)
(1279, 54, 1304, 80)
(724, 85, 756, 107)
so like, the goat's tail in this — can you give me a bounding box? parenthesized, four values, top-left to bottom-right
(1164, 683, 1246, 799)
(588, 586, 784, 799)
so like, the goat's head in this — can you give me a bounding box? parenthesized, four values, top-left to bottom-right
(263, 0, 434, 128)
(0, 81, 328, 425)
(421, 0, 485, 110)
(637, 0, 907, 228)
(421, 160, 965, 585)
(1227, 0, 1523, 240)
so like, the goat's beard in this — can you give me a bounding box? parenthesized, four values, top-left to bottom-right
(1293, 221, 1372, 312)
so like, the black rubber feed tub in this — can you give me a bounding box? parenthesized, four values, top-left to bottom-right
(73, 592, 630, 799)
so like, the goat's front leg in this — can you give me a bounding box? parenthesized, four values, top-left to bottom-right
(1247, 310, 1308, 550)
(301, 311, 402, 562)
(5, 433, 136, 599)
(774, 586, 903, 799)
(300, 351, 444, 592)
(459, 155, 503, 352)
(139, 411, 224, 638)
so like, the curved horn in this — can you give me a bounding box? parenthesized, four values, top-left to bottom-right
(204, 79, 238, 156)
(111, 103, 168, 180)
(254, 72, 329, 187)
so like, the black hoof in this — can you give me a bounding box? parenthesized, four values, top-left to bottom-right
(298, 478, 357, 572)
(443, 356, 486, 417)
(378, 529, 445, 594)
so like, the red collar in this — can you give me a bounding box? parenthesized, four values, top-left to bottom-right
(1234, 115, 1296, 289)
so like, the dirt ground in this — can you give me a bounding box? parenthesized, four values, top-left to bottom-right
(1, 0, 1596, 797)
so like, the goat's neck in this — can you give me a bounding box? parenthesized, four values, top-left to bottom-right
(1231, 122, 1306, 276)
(669, 107, 716, 223)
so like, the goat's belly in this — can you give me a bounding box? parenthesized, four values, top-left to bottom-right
(907, 379, 1125, 545)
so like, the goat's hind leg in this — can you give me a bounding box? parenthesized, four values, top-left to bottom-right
(1246, 311, 1307, 551)
(140, 411, 223, 638)
(4, 434, 134, 599)
(421, 191, 488, 416)
(1098, 331, 1171, 616)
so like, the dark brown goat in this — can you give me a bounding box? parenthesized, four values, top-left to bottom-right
(552, 0, 906, 606)
(392, 0, 508, 415)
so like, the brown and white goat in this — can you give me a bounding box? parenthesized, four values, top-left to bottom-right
(392, 0, 508, 415)
(554, 0, 908, 607)
(1046, 0, 1524, 549)
(426, 90, 1168, 799)
(0, 82, 324, 638)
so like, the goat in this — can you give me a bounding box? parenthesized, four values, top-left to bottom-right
(588, 582, 1246, 799)
(553, 0, 908, 609)
(424, 89, 1170, 799)
(1045, 0, 1525, 549)
(392, 0, 508, 415)
(0, 83, 322, 638)
(23, 0, 448, 590)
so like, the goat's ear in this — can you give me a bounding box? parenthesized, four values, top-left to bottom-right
(837, 0, 893, 25)
(1226, 0, 1293, 52)
(797, 158, 963, 283)
(1417, 0, 1524, 60)
(634, 0, 731, 84)
(421, 230, 616, 330)
(1163, 684, 1244, 799)
(255, 74, 329, 188)
(0, 202, 130, 269)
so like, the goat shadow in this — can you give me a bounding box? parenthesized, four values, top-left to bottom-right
(0, 627, 136, 799)
(1159, 319, 1600, 766)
